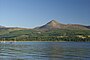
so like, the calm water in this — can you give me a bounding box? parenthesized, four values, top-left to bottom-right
(0, 42, 90, 60)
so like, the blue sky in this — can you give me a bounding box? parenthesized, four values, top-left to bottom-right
(0, 0, 90, 28)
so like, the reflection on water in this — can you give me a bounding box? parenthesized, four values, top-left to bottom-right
(0, 42, 90, 60)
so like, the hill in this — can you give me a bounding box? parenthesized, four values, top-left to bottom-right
(35, 20, 89, 30)
(0, 20, 90, 42)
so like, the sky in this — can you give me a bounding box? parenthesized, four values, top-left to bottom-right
(0, 0, 90, 28)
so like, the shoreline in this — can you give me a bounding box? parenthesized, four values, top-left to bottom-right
(0, 41, 66, 42)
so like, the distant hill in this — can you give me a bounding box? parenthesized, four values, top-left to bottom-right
(0, 25, 29, 30)
(0, 25, 6, 28)
(35, 20, 90, 30)
(0, 20, 90, 30)
(0, 25, 29, 33)
(0, 20, 90, 42)
(84, 26, 90, 29)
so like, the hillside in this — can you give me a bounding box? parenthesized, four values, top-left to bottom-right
(35, 20, 89, 30)
(0, 20, 90, 42)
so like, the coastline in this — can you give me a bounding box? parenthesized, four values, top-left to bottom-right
(0, 41, 66, 42)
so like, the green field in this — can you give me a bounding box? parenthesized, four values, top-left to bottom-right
(0, 29, 90, 42)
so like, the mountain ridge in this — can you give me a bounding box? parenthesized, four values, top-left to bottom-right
(35, 20, 90, 30)
(0, 20, 90, 30)
(0, 20, 90, 41)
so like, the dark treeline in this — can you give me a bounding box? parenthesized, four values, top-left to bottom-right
(0, 29, 90, 42)
(0, 36, 90, 42)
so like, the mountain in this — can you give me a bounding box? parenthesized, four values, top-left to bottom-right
(0, 20, 90, 41)
(0, 25, 29, 31)
(0, 25, 6, 28)
(36, 20, 64, 29)
(35, 20, 90, 30)
(0, 20, 90, 30)
(84, 26, 90, 29)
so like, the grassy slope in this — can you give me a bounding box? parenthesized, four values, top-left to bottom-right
(0, 29, 90, 41)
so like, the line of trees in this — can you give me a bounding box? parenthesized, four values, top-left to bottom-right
(0, 36, 90, 42)
(0, 29, 90, 42)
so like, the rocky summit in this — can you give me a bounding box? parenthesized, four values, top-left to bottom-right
(35, 20, 90, 30)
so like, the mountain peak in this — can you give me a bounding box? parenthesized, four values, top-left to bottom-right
(47, 20, 60, 25)
(50, 20, 57, 22)
(35, 20, 90, 30)
(49, 20, 58, 23)
(36, 20, 63, 29)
